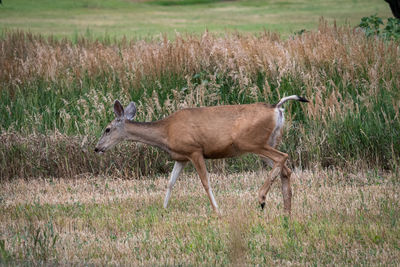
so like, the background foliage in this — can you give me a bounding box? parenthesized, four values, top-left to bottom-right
(1, 18, 399, 180)
(359, 14, 400, 40)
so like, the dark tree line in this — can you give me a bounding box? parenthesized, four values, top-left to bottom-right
(385, 0, 400, 18)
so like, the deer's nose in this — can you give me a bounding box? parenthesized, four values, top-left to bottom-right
(94, 148, 99, 153)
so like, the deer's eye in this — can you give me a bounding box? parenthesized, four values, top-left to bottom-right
(105, 128, 111, 133)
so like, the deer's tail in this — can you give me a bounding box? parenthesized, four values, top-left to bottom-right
(275, 95, 309, 108)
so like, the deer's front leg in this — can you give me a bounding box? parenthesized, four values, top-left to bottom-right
(164, 161, 187, 209)
(190, 152, 220, 216)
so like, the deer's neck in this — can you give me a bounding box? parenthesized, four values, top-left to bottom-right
(125, 120, 170, 152)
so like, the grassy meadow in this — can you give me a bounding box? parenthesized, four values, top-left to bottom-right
(1, 0, 400, 265)
(1, 169, 399, 265)
(0, 0, 393, 39)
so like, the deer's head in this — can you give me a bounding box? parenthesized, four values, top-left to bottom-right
(95, 100, 136, 153)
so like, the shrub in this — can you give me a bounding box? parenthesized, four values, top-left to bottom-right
(359, 14, 400, 40)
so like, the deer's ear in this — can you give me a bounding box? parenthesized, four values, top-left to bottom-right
(114, 100, 124, 119)
(125, 102, 137, 121)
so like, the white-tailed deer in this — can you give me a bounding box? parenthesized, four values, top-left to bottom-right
(95, 95, 309, 215)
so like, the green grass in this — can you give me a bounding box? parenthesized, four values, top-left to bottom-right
(0, 0, 393, 39)
(1, 21, 399, 179)
(1, 169, 399, 265)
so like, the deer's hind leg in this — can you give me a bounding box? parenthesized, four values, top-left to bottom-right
(255, 146, 289, 211)
(260, 155, 292, 214)
(280, 165, 292, 214)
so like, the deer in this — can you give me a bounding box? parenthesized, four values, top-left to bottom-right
(95, 95, 309, 216)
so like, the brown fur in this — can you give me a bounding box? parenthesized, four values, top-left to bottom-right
(154, 103, 277, 160)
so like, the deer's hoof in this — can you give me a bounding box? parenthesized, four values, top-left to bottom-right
(260, 202, 265, 210)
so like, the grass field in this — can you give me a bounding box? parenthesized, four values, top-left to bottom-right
(1, 168, 399, 265)
(1, 0, 400, 265)
(0, 0, 393, 39)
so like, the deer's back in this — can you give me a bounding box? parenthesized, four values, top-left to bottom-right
(164, 103, 277, 159)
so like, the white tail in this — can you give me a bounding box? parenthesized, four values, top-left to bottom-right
(95, 96, 309, 215)
(276, 95, 309, 108)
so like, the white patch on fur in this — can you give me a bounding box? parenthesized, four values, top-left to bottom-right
(208, 185, 219, 210)
(207, 179, 219, 212)
(268, 108, 284, 148)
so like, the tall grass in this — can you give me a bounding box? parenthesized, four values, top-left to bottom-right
(1, 20, 399, 180)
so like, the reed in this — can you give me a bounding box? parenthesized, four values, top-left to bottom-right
(1, 20, 399, 180)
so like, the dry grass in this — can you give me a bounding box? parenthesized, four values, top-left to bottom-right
(0, 168, 399, 265)
(2, 22, 399, 96)
(0, 131, 171, 180)
(1, 21, 399, 180)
